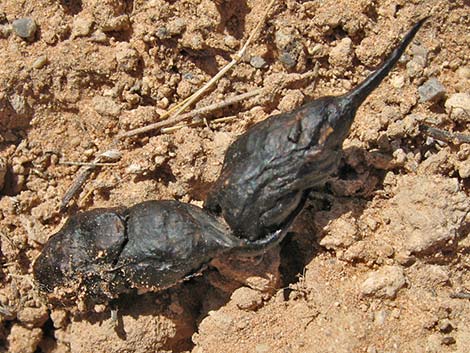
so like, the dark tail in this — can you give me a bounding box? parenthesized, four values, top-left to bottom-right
(347, 17, 429, 108)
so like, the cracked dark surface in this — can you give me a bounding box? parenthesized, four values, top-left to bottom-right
(33, 200, 287, 302)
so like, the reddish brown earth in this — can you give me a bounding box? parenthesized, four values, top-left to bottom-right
(1, 1, 470, 352)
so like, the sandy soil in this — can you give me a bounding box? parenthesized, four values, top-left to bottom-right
(1, 0, 470, 352)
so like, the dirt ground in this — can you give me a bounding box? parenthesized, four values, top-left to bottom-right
(0, 0, 469, 352)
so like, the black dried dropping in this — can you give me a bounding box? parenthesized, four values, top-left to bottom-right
(33, 200, 286, 300)
(204, 19, 427, 241)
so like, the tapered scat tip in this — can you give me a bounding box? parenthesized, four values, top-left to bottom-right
(346, 16, 429, 109)
(408, 16, 430, 37)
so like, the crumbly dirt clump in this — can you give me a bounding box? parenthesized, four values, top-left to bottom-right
(1, 0, 470, 352)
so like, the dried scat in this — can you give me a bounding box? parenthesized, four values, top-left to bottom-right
(33, 20, 427, 305)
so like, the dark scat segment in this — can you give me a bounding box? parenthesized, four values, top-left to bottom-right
(33, 200, 287, 300)
(205, 99, 342, 241)
(113, 200, 240, 291)
(32, 208, 127, 298)
(204, 19, 427, 241)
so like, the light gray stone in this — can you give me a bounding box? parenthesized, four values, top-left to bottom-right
(418, 77, 446, 102)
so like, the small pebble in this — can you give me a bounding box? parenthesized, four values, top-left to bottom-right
(390, 75, 405, 89)
(166, 17, 186, 36)
(71, 17, 93, 38)
(32, 55, 48, 69)
(224, 35, 239, 49)
(274, 30, 294, 50)
(12, 18, 37, 40)
(250, 56, 267, 69)
(185, 33, 204, 51)
(438, 319, 453, 334)
(102, 15, 129, 32)
(154, 155, 166, 167)
(279, 52, 297, 68)
(0, 23, 12, 38)
(441, 336, 456, 345)
(90, 30, 107, 43)
(418, 77, 446, 102)
(361, 265, 406, 299)
(308, 43, 326, 57)
(274, 30, 300, 68)
(230, 287, 264, 311)
(328, 37, 353, 68)
(8, 94, 29, 115)
(115, 43, 140, 73)
(156, 26, 170, 40)
(92, 96, 121, 117)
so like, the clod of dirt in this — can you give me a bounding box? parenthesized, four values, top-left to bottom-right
(386, 113, 422, 139)
(277, 89, 304, 112)
(445, 93, 470, 122)
(166, 17, 186, 36)
(274, 29, 303, 69)
(361, 265, 406, 299)
(412, 264, 450, 287)
(115, 43, 140, 73)
(406, 50, 428, 78)
(92, 96, 122, 117)
(66, 299, 188, 353)
(328, 37, 354, 70)
(211, 247, 281, 293)
(382, 175, 469, 255)
(101, 15, 129, 32)
(7, 325, 42, 353)
(50, 309, 68, 329)
(230, 287, 264, 311)
(319, 213, 359, 250)
(71, 16, 94, 38)
(16, 306, 49, 329)
(457, 158, 470, 179)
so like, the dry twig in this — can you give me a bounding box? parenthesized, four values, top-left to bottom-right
(119, 88, 264, 138)
(60, 150, 121, 211)
(421, 125, 470, 145)
(450, 292, 470, 299)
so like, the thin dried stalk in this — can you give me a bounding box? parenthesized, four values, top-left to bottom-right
(60, 150, 121, 211)
(119, 88, 264, 138)
(421, 125, 470, 145)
